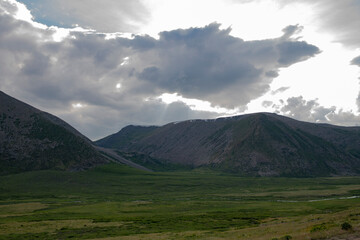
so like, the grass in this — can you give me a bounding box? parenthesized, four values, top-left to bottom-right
(0, 163, 359, 239)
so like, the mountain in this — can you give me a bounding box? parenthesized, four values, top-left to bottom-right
(96, 113, 360, 177)
(0, 91, 107, 175)
(96, 125, 160, 149)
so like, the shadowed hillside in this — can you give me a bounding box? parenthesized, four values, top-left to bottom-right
(0, 91, 107, 175)
(96, 113, 360, 177)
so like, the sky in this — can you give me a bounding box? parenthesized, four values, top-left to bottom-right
(0, 0, 360, 140)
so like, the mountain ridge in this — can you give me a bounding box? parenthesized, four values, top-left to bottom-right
(2, 88, 360, 177)
(96, 112, 360, 177)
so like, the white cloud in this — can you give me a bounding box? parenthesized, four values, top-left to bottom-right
(277, 96, 360, 126)
(1, 0, 45, 28)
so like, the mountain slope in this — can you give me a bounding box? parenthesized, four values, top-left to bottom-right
(96, 113, 360, 177)
(0, 91, 107, 175)
(96, 125, 160, 149)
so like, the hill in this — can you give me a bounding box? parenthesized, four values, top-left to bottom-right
(0, 91, 107, 175)
(96, 113, 360, 177)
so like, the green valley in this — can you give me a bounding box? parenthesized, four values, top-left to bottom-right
(0, 163, 359, 239)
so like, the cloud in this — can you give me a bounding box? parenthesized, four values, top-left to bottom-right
(279, 96, 332, 122)
(313, 0, 360, 49)
(17, 0, 150, 32)
(265, 70, 279, 78)
(326, 110, 360, 126)
(271, 86, 290, 95)
(350, 55, 360, 111)
(281, 24, 303, 39)
(351, 55, 360, 66)
(0, 2, 320, 139)
(60, 99, 222, 140)
(278, 96, 360, 126)
(137, 23, 319, 108)
(276, 41, 320, 66)
(276, 0, 360, 116)
(279, 0, 360, 49)
(262, 100, 273, 108)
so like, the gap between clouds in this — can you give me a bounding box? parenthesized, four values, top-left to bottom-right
(16, 0, 150, 33)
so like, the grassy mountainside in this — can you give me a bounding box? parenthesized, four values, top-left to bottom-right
(0, 91, 107, 175)
(96, 113, 360, 176)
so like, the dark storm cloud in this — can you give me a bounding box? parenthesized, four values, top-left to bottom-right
(265, 70, 279, 78)
(136, 23, 319, 107)
(276, 41, 320, 66)
(0, 2, 320, 139)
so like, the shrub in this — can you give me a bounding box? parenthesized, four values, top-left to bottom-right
(341, 222, 352, 230)
(280, 235, 292, 240)
(310, 223, 327, 232)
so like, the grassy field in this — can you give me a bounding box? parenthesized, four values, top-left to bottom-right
(0, 163, 360, 239)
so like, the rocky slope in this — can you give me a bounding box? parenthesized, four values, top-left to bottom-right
(0, 91, 107, 175)
(96, 113, 360, 176)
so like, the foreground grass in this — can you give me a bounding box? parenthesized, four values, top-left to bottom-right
(0, 163, 359, 239)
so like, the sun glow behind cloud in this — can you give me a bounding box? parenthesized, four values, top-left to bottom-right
(157, 93, 241, 115)
(140, 0, 311, 40)
(3, 0, 45, 28)
(72, 103, 85, 109)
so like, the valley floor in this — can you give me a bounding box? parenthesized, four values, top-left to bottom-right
(0, 163, 359, 239)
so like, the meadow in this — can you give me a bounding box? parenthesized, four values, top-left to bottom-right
(0, 163, 359, 239)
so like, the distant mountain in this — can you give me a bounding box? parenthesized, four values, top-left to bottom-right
(96, 125, 160, 150)
(96, 113, 360, 177)
(0, 91, 107, 175)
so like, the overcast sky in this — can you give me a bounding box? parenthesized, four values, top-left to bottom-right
(1, 0, 360, 140)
